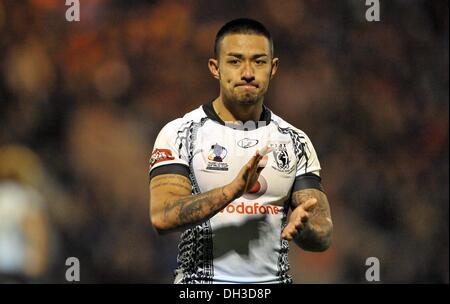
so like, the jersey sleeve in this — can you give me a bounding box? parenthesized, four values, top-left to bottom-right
(292, 131, 324, 192)
(295, 132, 321, 177)
(148, 119, 190, 179)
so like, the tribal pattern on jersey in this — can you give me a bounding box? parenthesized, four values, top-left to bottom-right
(273, 120, 311, 175)
(175, 118, 214, 283)
(277, 199, 293, 284)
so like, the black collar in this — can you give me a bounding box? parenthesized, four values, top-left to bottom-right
(202, 101, 271, 129)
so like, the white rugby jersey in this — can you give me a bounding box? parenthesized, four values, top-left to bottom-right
(149, 101, 323, 284)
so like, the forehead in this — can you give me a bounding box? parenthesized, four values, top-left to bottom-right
(220, 33, 271, 56)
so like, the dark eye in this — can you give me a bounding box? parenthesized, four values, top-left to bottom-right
(228, 59, 240, 65)
(255, 60, 267, 65)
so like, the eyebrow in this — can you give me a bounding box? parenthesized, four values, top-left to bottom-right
(226, 52, 269, 59)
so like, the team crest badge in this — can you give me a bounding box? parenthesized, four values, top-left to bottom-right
(271, 144, 295, 173)
(206, 143, 229, 171)
(208, 143, 228, 162)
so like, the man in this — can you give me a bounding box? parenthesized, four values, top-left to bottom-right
(148, 18, 333, 284)
(0, 145, 51, 283)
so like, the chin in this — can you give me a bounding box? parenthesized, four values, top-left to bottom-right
(236, 94, 258, 105)
(238, 99, 258, 105)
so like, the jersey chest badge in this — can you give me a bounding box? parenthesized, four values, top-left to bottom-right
(205, 143, 229, 171)
(270, 143, 295, 173)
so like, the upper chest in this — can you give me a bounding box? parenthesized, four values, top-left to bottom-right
(189, 122, 298, 195)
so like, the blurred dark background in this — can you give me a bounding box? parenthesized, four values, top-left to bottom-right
(0, 0, 448, 283)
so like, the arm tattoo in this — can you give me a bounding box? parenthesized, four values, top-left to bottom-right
(151, 174, 231, 231)
(291, 188, 333, 251)
(151, 175, 192, 192)
(292, 189, 331, 226)
(163, 187, 229, 229)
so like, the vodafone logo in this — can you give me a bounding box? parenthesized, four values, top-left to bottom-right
(219, 202, 281, 215)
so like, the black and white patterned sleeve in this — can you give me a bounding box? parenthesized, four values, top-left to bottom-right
(292, 131, 323, 193)
(148, 119, 190, 180)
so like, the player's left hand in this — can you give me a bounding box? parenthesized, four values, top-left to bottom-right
(281, 198, 317, 241)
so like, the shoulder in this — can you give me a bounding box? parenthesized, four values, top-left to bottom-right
(180, 104, 208, 123)
(270, 111, 311, 140)
(159, 105, 208, 134)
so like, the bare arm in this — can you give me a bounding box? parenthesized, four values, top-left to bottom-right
(150, 174, 233, 233)
(282, 188, 333, 251)
(150, 150, 267, 234)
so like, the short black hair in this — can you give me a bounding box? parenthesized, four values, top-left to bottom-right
(214, 18, 274, 58)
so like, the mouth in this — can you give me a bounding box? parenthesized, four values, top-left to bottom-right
(235, 84, 258, 89)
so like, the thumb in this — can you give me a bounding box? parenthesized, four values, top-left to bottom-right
(302, 198, 317, 211)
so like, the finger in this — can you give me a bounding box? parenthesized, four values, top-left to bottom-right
(284, 223, 295, 232)
(295, 210, 309, 223)
(249, 145, 271, 165)
(291, 208, 307, 223)
(257, 155, 268, 168)
(281, 229, 292, 240)
(258, 145, 272, 157)
(256, 160, 267, 174)
(250, 159, 263, 179)
(245, 149, 268, 182)
(294, 218, 306, 229)
(281, 223, 292, 238)
(290, 228, 298, 237)
(282, 234, 292, 241)
(251, 146, 270, 169)
(282, 224, 298, 237)
(282, 229, 297, 241)
(290, 211, 309, 231)
(302, 198, 317, 211)
(248, 152, 263, 170)
(293, 222, 305, 232)
(243, 154, 260, 177)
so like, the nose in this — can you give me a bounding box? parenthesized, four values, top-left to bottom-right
(241, 62, 255, 82)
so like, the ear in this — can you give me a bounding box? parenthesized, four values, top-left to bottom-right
(208, 58, 220, 80)
(270, 57, 279, 79)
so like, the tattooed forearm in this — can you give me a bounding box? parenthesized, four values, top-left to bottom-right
(160, 187, 230, 232)
(291, 188, 333, 251)
(292, 189, 331, 224)
(150, 174, 234, 233)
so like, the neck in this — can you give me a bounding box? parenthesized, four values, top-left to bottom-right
(213, 96, 264, 123)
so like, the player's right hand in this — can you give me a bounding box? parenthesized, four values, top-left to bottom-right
(224, 146, 271, 200)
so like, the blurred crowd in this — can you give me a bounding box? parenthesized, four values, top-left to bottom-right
(0, 0, 448, 283)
